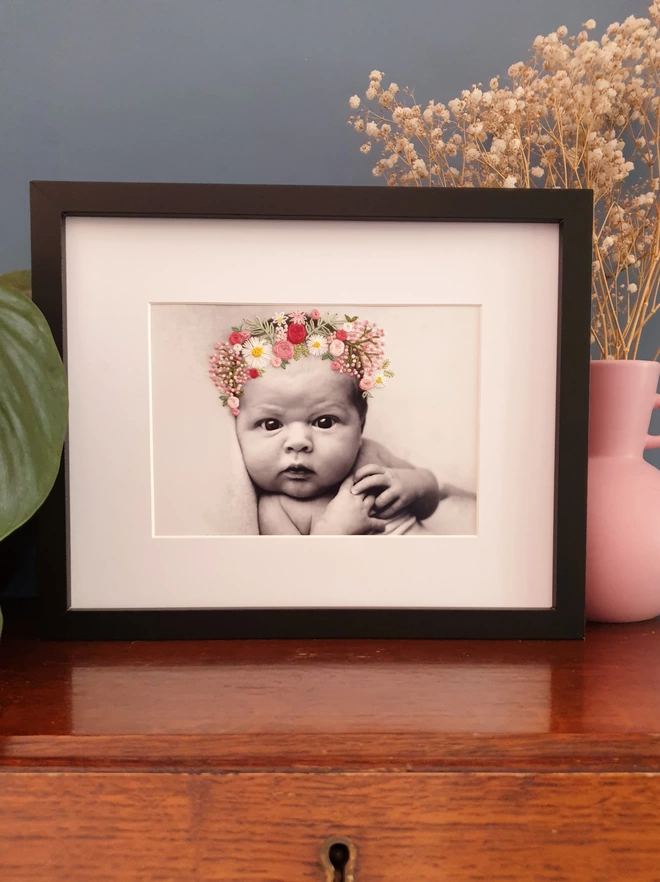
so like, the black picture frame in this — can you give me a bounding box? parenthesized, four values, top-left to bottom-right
(30, 180, 593, 640)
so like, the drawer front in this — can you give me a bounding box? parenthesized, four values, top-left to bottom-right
(1, 772, 659, 881)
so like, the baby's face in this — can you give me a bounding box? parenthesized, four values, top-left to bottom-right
(235, 357, 363, 499)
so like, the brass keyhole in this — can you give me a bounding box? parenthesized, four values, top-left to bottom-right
(320, 836, 356, 882)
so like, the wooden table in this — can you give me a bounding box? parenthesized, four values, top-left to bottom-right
(1, 609, 659, 881)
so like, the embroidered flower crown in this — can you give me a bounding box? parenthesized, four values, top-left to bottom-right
(208, 309, 394, 416)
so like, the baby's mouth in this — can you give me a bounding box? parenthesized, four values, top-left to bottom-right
(281, 465, 315, 480)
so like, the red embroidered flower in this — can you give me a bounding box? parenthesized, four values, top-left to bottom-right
(249, 368, 259, 379)
(335, 329, 348, 341)
(287, 323, 307, 344)
(229, 331, 243, 346)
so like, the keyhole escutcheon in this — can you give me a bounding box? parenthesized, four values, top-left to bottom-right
(320, 835, 357, 882)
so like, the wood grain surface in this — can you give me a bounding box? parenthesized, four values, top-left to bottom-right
(2, 610, 660, 881)
(1, 771, 659, 881)
(2, 614, 660, 772)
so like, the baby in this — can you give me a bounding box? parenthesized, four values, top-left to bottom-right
(209, 310, 443, 535)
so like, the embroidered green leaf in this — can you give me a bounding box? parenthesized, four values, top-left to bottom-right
(382, 359, 390, 370)
(384, 370, 394, 378)
(293, 344, 308, 360)
(321, 352, 334, 360)
(280, 360, 288, 369)
(344, 315, 358, 323)
(314, 319, 341, 337)
(361, 390, 373, 399)
(244, 317, 276, 344)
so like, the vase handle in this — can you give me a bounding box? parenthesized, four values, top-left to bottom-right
(646, 394, 660, 449)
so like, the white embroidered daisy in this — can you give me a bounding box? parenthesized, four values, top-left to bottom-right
(242, 336, 273, 369)
(371, 370, 387, 389)
(307, 334, 329, 357)
(271, 312, 287, 325)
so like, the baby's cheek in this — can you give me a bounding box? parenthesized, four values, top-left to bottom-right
(326, 430, 361, 471)
(239, 436, 269, 476)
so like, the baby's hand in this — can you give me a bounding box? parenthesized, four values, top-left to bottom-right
(312, 475, 385, 535)
(352, 463, 413, 519)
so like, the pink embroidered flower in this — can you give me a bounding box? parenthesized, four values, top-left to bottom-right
(230, 408, 240, 417)
(227, 396, 240, 409)
(271, 356, 282, 368)
(359, 376, 374, 391)
(335, 329, 348, 341)
(329, 339, 345, 357)
(240, 330, 251, 341)
(289, 310, 306, 324)
(229, 331, 243, 346)
(330, 361, 341, 371)
(273, 340, 294, 360)
(287, 323, 307, 344)
(248, 368, 259, 379)
(310, 309, 321, 320)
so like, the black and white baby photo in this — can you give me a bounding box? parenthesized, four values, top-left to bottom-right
(150, 303, 479, 536)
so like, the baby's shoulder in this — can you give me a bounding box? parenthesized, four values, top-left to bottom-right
(356, 437, 411, 469)
(356, 437, 390, 465)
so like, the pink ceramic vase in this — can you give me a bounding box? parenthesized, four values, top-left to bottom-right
(586, 359, 660, 623)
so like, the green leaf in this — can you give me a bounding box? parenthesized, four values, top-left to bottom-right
(314, 319, 340, 337)
(244, 317, 276, 344)
(321, 352, 334, 360)
(0, 271, 68, 542)
(345, 314, 358, 323)
(384, 370, 394, 378)
(1, 270, 32, 300)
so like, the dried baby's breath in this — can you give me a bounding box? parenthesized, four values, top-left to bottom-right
(349, 4, 660, 359)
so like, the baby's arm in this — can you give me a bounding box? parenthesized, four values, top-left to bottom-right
(258, 494, 302, 535)
(353, 439, 445, 521)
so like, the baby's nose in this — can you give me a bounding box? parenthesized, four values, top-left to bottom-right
(284, 422, 313, 453)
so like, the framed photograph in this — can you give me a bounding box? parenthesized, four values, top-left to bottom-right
(31, 181, 592, 640)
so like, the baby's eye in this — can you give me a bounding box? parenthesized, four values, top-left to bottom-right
(259, 418, 283, 431)
(313, 415, 337, 430)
